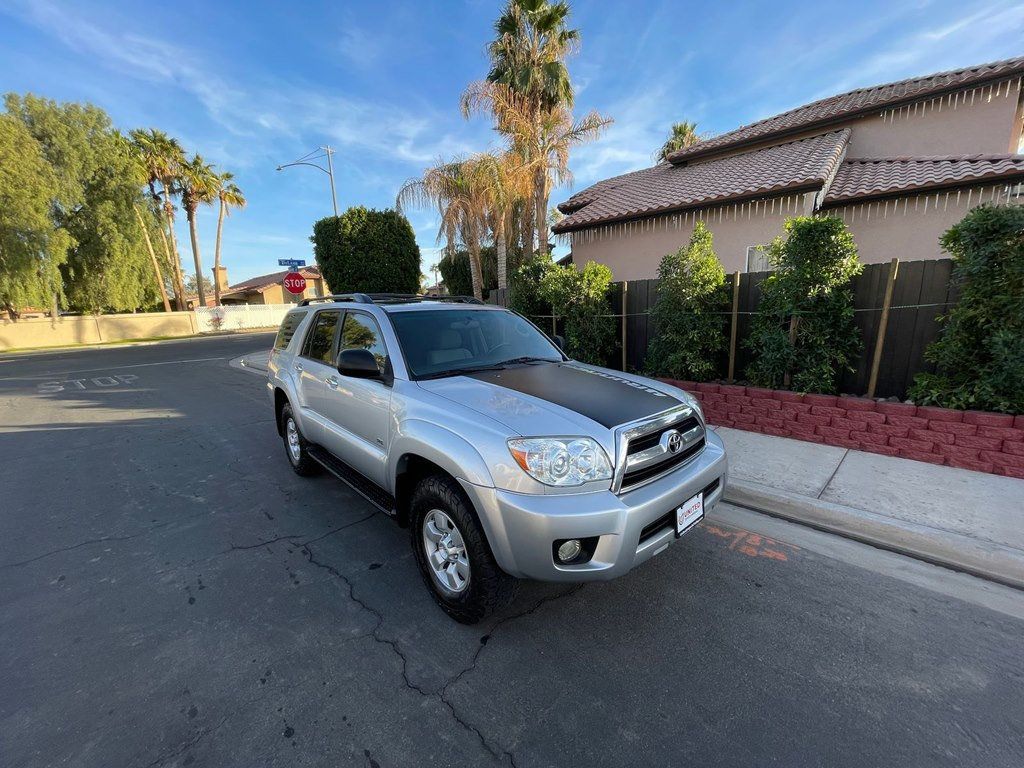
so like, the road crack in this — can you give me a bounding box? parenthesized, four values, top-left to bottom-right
(302, 541, 584, 767)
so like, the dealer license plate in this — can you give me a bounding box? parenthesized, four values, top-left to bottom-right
(675, 493, 704, 537)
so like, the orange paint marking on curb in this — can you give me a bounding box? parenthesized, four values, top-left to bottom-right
(703, 524, 800, 562)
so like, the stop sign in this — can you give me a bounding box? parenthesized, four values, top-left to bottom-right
(283, 272, 307, 295)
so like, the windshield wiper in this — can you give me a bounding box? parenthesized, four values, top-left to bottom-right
(417, 356, 558, 381)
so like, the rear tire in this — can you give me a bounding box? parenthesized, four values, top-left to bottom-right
(410, 474, 516, 624)
(281, 403, 320, 477)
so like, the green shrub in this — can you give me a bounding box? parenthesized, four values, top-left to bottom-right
(745, 216, 863, 393)
(538, 261, 615, 365)
(645, 221, 728, 380)
(908, 204, 1024, 413)
(312, 207, 420, 295)
(509, 257, 554, 318)
(437, 250, 473, 297)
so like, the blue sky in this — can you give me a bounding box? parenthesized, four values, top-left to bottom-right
(1, 0, 1022, 286)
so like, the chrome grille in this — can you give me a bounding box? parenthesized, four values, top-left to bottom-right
(614, 408, 706, 493)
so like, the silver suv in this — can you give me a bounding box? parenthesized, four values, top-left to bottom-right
(268, 294, 727, 623)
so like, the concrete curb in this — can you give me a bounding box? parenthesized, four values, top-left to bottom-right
(724, 480, 1024, 591)
(228, 354, 269, 378)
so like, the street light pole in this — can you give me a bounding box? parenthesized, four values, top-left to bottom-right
(325, 146, 338, 217)
(276, 146, 339, 217)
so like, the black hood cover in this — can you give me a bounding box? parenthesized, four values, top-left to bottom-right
(465, 363, 680, 428)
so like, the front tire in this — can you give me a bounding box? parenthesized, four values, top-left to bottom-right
(410, 475, 516, 624)
(280, 403, 320, 477)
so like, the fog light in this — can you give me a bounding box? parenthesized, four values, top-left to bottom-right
(556, 539, 582, 563)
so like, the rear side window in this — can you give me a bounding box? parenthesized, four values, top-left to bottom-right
(301, 310, 341, 364)
(274, 311, 307, 350)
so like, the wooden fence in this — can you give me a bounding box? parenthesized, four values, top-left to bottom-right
(487, 258, 961, 399)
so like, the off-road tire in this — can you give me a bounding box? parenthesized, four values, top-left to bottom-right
(410, 474, 517, 624)
(281, 402, 320, 477)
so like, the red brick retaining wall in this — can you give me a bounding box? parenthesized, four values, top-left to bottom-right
(663, 380, 1024, 479)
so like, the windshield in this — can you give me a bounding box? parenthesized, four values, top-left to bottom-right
(389, 308, 563, 379)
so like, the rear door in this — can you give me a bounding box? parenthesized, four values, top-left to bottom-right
(295, 309, 342, 443)
(319, 310, 393, 487)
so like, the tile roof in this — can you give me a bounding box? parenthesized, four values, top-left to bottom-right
(824, 155, 1024, 205)
(667, 56, 1024, 164)
(224, 266, 321, 294)
(553, 130, 850, 233)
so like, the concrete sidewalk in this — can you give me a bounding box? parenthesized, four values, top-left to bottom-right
(719, 427, 1024, 589)
(232, 350, 1024, 588)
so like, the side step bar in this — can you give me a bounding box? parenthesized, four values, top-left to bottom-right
(307, 446, 397, 516)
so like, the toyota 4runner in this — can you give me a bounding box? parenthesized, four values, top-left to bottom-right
(268, 293, 728, 623)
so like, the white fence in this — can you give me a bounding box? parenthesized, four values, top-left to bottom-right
(193, 303, 294, 333)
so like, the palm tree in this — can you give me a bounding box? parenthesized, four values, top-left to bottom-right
(487, 0, 579, 112)
(470, 151, 531, 288)
(212, 172, 246, 305)
(130, 129, 187, 310)
(464, 82, 610, 260)
(178, 154, 219, 307)
(657, 121, 703, 161)
(397, 158, 488, 300)
(470, 2, 603, 261)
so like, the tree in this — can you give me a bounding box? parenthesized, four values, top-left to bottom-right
(397, 158, 488, 299)
(466, 151, 531, 289)
(908, 204, 1024, 413)
(487, 0, 579, 113)
(745, 216, 863, 393)
(463, 82, 610, 261)
(312, 207, 420, 295)
(645, 221, 728, 380)
(130, 129, 188, 310)
(178, 154, 219, 307)
(185, 273, 215, 298)
(5, 95, 158, 314)
(656, 121, 703, 162)
(0, 114, 69, 319)
(213, 172, 246, 305)
(470, 0, 602, 261)
(538, 260, 615, 364)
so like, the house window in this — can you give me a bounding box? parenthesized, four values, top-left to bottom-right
(745, 245, 771, 273)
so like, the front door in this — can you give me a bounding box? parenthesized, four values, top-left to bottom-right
(319, 311, 393, 487)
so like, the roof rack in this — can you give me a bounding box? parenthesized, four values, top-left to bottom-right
(298, 293, 484, 307)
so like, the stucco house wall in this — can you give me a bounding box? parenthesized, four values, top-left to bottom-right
(827, 184, 1014, 265)
(568, 192, 813, 279)
(845, 80, 1023, 158)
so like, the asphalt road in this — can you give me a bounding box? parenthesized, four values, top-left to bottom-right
(2, 334, 1023, 768)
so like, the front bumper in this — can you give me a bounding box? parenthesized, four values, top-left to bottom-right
(461, 430, 728, 581)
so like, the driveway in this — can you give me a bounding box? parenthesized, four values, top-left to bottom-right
(2, 334, 1023, 767)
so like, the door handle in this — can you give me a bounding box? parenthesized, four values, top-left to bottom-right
(294, 363, 303, 372)
(326, 376, 339, 389)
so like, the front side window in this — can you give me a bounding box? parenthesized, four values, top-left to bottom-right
(389, 309, 563, 378)
(340, 313, 388, 374)
(302, 310, 340, 364)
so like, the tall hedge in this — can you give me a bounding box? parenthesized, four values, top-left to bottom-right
(312, 207, 420, 295)
(538, 261, 616, 365)
(645, 221, 728, 380)
(909, 204, 1024, 413)
(745, 216, 863, 393)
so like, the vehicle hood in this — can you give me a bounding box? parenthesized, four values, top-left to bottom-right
(416, 361, 683, 441)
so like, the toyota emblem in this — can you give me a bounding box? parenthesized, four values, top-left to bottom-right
(666, 430, 683, 453)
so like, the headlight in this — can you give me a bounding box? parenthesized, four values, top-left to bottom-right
(680, 390, 704, 421)
(507, 437, 613, 487)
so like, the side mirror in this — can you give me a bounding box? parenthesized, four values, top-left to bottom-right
(337, 348, 381, 379)
(553, 334, 565, 350)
